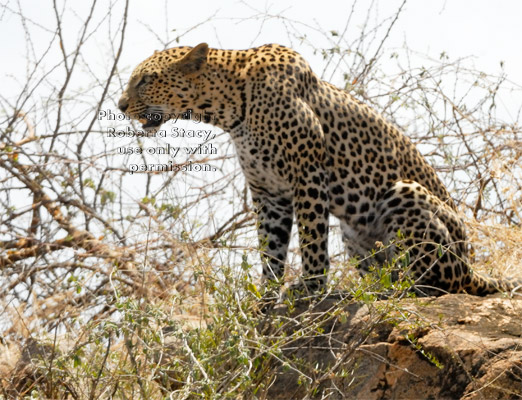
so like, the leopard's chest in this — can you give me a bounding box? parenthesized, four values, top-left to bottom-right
(230, 126, 293, 196)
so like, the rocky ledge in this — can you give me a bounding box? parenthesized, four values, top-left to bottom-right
(265, 294, 522, 399)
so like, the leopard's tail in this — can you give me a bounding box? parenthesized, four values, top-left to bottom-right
(465, 271, 522, 296)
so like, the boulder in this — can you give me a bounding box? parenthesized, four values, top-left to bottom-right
(264, 294, 522, 399)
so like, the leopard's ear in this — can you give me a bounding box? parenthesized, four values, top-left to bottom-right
(177, 43, 209, 75)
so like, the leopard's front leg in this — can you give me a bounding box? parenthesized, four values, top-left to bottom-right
(289, 98, 330, 293)
(251, 189, 293, 285)
(293, 167, 330, 293)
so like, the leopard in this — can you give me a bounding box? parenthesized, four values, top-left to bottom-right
(118, 43, 521, 297)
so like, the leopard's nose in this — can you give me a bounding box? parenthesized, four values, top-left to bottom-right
(118, 99, 129, 113)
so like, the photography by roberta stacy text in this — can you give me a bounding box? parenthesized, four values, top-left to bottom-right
(99, 109, 218, 174)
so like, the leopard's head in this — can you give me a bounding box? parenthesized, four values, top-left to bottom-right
(118, 43, 209, 130)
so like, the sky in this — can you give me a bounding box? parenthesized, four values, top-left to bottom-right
(2, 0, 522, 93)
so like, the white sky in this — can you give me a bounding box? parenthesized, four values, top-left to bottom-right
(2, 0, 522, 94)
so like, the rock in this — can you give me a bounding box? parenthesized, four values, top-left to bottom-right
(2, 295, 520, 399)
(263, 294, 522, 399)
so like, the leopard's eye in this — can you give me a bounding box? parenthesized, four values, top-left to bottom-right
(136, 75, 153, 88)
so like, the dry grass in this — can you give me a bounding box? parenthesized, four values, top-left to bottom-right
(467, 220, 522, 280)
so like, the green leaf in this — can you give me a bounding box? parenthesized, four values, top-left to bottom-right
(73, 354, 81, 368)
(247, 282, 261, 298)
